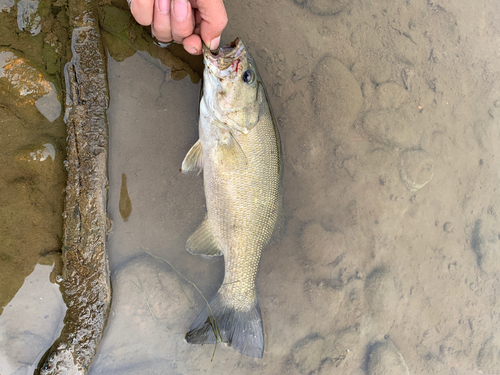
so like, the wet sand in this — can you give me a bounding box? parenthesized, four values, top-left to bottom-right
(2, 0, 500, 374)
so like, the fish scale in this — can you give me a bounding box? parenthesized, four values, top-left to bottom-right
(205, 86, 281, 305)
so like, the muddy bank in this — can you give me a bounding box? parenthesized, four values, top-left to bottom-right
(0, 0, 69, 314)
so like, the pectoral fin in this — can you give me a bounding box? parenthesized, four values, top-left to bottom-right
(181, 139, 203, 174)
(187, 218, 223, 256)
(217, 132, 247, 167)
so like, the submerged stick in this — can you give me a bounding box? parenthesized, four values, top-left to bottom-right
(35, 0, 112, 373)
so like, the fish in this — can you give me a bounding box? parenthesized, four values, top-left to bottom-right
(181, 38, 284, 358)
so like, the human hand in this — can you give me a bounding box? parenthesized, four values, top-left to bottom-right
(130, 0, 228, 55)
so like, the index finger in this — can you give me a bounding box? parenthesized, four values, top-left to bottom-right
(191, 0, 227, 49)
(131, 0, 155, 25)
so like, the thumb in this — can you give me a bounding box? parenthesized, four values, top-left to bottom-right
(193, 0, 227, 49)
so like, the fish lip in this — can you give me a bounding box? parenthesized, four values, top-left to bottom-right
(203, 38, 245, 71)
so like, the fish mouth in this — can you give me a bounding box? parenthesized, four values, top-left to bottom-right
(203, 38, 245, 71)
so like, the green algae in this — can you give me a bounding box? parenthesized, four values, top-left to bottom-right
(99, 1, 203, 82)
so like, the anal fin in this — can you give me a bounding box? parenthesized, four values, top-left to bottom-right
(187, 218, 223, 256)
(181, 139, 203, 174)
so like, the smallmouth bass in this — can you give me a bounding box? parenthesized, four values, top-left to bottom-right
(182, 38, 284, 358)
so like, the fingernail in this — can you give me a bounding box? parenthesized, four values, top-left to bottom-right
(208, 36, 220, 50)
(184, 45, 198, 54)
(172, 0, 188, 21)
(159, 0, 169, 15)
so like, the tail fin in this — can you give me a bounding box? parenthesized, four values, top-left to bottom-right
(185, 292, 264, 358)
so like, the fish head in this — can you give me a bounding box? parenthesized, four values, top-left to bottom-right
(203, 38, 262, 134)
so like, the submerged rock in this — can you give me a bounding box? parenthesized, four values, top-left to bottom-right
(312, 55, 363, 143)
(399, 149, 434, 192)
(0, 262, 65, 375)
(293, 0, 352, 16)
(90, 255, 195, 373)
(303, 278, 344, 330)
(288, 334, 326, 373)
(470, 218, 500, 274)
(367, 339, 410, 375)
(299, 221, 346, 264)
(364, 269, 398, 335)
(362, 110, 412, 147)
(13, 142, 59, 173)
(16, 0, 42, 35)
(477, 336, 500, 371)
(373, 82, 409, 109)
(326, 326, 360, 369)
(285, 327, 361, 373)
(0, 49, 62, 123)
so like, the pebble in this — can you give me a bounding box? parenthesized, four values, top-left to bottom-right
(478, 240, 500, 274)
(325, 326, 360, 369)
(13, 142, 59, 174)
(362, 110, 412, 147)
(290, 334, 326, 373)
(374, 82, 409, 109)
(299, 221, 346, 264)
(0, 0, 14, 12)
(344, 286, 363, 313)
(471, 217, 500, 274)
(16, 0, 42, 35)
(312, 55, 363, 143)
(399, 149, 434, 192)
(364, 269, 397, 334)
(351, 58, 391, 86)
(443, 222, 453, 233)
(303, 278, 344, 331)
(293, 0, 352, 16)
(367, 339, 410, 375)
(477, 336, 500, 371)
(361, 81, 375, 98)
(287, 328, 360, 373)
(34, 85, 61, 122)
(0, 49, 61, 123)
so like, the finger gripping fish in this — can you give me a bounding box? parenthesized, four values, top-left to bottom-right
(181, 38, 284, 358)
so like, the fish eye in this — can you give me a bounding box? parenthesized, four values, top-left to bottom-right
(242, 70, 255, 84)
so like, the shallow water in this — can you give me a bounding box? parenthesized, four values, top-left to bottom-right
(2, 0, 500, 374)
